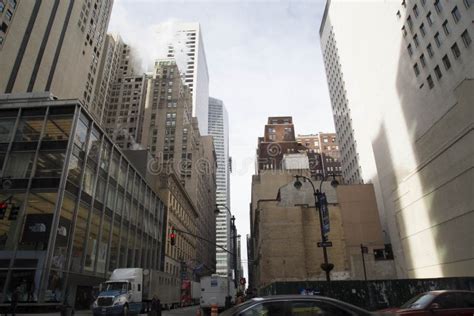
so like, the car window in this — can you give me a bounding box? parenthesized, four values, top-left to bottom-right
(433, 293, 458, 309)
(289, 301, 352, 316)
(400, 293, 435, 309)
(241, 301, 286, 316)
(456, 292, 474, 308)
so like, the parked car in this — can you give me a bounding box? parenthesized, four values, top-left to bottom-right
(378, 290, 474, 315)
(219, 295, 374, 315)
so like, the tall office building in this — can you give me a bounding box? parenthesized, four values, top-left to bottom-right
(0, 94, 166, 309)
(0, 0, 114, 120)
(92, 34, 141, 125)
(155, 22, 210, 135)
(320, 0, 473, 278)
(208, 97, 231, 277)
(141, 59, 217, 274)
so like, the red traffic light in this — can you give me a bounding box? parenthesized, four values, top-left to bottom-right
(170, 227, 176, 246)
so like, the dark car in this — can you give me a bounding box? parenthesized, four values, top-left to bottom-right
(378, 290, 474, 315)
(219, 295, 374, 316)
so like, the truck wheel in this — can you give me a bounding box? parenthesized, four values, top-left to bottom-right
(123, 304, 129, 316)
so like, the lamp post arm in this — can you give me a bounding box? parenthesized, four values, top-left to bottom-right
(295, 175, 317, 195)
(173, 227, 235, 256)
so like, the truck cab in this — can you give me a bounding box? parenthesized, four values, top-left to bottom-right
(92, 268, 144, 316)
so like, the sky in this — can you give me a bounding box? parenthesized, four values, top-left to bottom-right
(108, 0, 334, 279)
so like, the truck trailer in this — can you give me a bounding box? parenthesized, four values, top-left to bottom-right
(200, 274, 236, 315)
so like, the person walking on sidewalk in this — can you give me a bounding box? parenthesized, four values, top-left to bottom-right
(11, 286, 20, 316)
(150, 296, 161, 316)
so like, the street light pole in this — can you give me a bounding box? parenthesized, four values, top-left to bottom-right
(294, 174, 339, 282)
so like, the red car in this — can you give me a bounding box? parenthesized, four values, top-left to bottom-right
(379, 290, 474, 315)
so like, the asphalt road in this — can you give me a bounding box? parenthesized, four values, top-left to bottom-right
(163, 305, 200, 316)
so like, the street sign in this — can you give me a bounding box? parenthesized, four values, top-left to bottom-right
(317, 241, 333, 248)
(319, 194, 330, 236)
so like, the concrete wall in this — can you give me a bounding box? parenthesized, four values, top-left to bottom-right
(321, 0, 474, 278)
(337, 184, 396, 280)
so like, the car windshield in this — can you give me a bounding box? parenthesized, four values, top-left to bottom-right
(400, 293, 435, 309)
(105, 282, 128, 293)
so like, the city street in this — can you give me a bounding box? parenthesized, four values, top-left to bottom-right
(163, 305, 200, 316)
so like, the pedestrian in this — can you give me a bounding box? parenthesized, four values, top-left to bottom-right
(150, 296, 161, 316)
(11, 286, 20, 316)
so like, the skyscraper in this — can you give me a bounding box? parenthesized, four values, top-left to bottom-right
(155, 22, 210, 135)
(320, 0, 473, 278)
(208, 97, 231, 277)
(141, 59, 217, 274)
(0, 0, 114, 120)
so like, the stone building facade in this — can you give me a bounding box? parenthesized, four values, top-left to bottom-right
(249, 171, 396, 290)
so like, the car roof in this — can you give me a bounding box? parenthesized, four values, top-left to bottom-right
(425, 290, 474, 295)
(247, 295, 370, 311)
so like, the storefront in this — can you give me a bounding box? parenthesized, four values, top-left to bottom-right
(0, 96, 165, 310)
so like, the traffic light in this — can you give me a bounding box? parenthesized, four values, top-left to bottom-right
(0, 202, 7, 220)
(170, 227, 176, 246)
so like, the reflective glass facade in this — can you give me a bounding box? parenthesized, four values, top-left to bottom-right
(0, 97, 164, 309)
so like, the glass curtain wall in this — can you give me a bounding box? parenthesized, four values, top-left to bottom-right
(0, 104, 164, 305)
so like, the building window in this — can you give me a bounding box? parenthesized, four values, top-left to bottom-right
(402, 26, 407, 37)
(0, 2, 4, 12)
(420, 54, 426, 67)
(413, 63, 420, 76)
(451, 42, 461, 58)
(420, 23, 426, 37)
(442, 54, 451, 70)
(407, 44, 413, 56)
(434, 65, 442, 80)
(402, 0, 406, 8)
(413, 34, 419, 47)
(5, 9, 13, 21)
(434, 32, 442, 47)
(442, 20, 450, 36)
(427, 75, 434, 89)
(427, 43, 434, 57)
(451, 6, 461, 23)
(413, 5, 419, 17)
(434, 0, 442, 13)
(426, 12, 433, 26)
(0, 36, 3, 46)
(406, 15, 413, 30)
(461, 29, 472, 48)
(396, 10, 401, 18)
(8, 0, 16, 9)
(464, 0, 472, 9)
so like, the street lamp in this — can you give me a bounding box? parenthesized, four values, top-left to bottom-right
(293, 174, 339, 281)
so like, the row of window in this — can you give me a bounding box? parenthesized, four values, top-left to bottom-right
(405, 4, 466, 57)
(413, 30, 471, 89)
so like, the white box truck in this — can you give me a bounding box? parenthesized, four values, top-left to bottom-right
(92, 268, 180, 315)
(200, 274, 236, 315)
